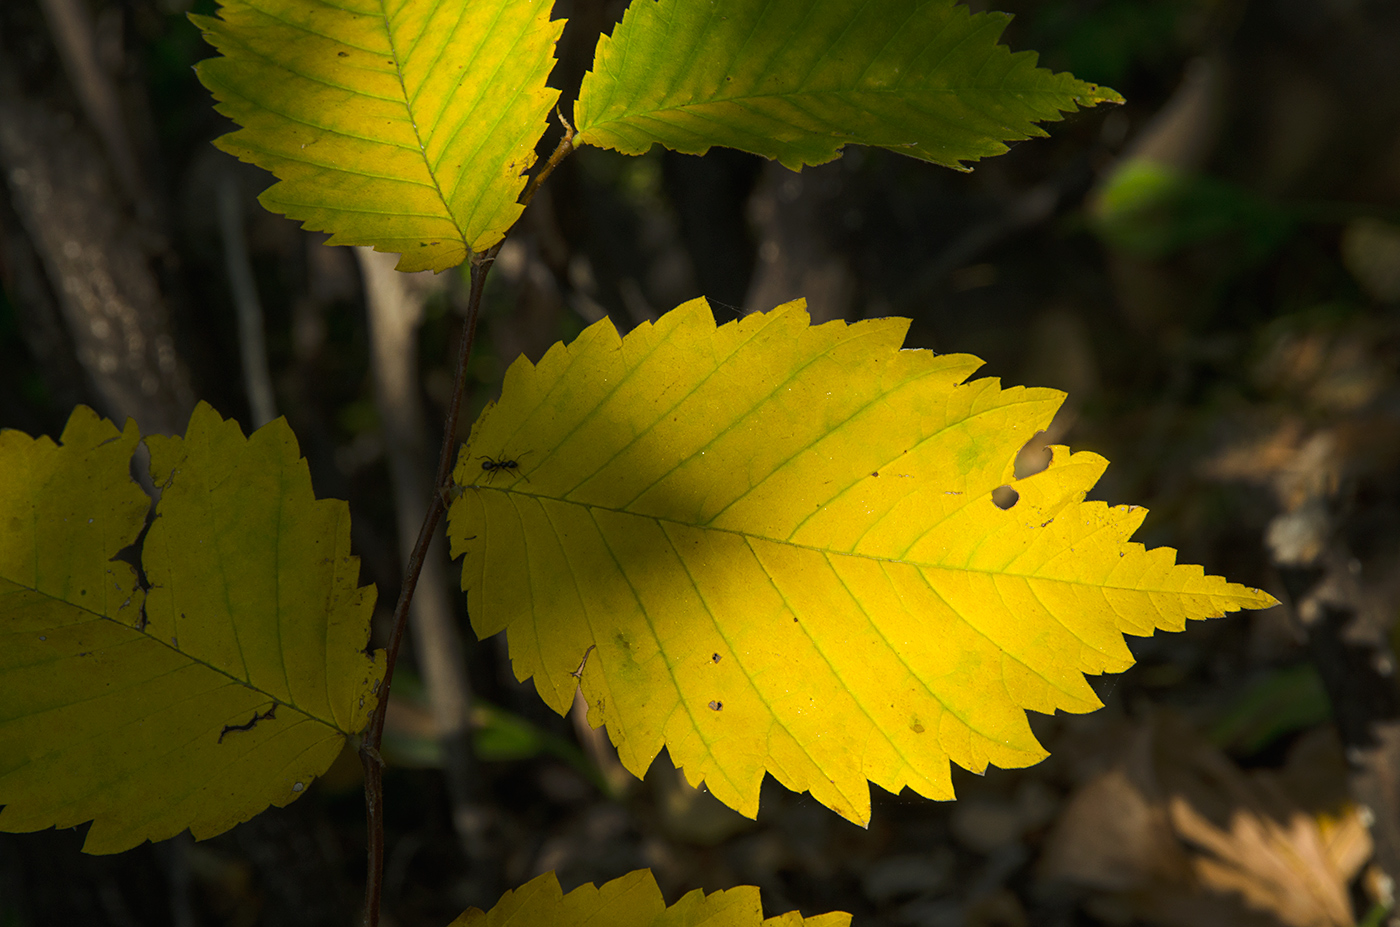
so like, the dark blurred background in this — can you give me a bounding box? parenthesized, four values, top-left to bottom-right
(4, 0, 1400, 924)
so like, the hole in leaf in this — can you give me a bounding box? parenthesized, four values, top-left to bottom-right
(992, 485, 1019, 509)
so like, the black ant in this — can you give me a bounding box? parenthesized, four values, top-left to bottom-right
(477, 452, 529, 483)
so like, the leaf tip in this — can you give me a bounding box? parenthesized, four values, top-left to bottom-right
(1083, 84, 1126, 107)
(1244, 587, 1282, 610)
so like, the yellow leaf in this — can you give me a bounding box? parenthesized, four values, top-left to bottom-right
(447, 298, 1277, 826)
(446, 869, 850, 926)
(0, 404, 382, 853)
(191, 0, 563, 271)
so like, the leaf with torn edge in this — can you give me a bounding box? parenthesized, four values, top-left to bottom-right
(192, 0, 563, 271)
(448, 868, 850, 927)
(574, 0, 1121, 170)
(0, 403, 382, 853)
(447, 297, 1277, 827)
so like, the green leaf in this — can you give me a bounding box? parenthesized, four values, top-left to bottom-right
(1091, 160, 1295, 260)
(0, 404, 382, 853)
(191, 0, 564, 271)
(446, 298, 1276, 826)
(449, 869, 850, 926)
(573, 0, 1122, 171)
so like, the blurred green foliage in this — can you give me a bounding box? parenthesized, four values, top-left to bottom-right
(1092, 161, 1295, 261)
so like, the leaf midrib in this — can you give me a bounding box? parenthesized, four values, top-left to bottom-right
(582, 81, 1087, 135)
(475, 485, 1243, 599)
(7, 582, 348, 734)
(378, 0, 464, 251)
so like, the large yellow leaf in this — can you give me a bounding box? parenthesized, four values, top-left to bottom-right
(191, 0, 563, 271)
(449, 869, 850, 926)
(0, 404, 381, 853)
(447, 298, 1276, 826)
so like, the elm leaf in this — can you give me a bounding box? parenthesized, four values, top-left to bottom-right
(574, 0, 1122, 170)
(0, 403, 382, 853)
(448, 869, 850, 926)
(447, 298, 1276, 826)
(192, 0, 564, 270)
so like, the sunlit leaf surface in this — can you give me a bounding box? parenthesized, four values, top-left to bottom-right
(192, 0, 563, 270)
(447, 298, 1276, 825)
(449, 869, 850, 927)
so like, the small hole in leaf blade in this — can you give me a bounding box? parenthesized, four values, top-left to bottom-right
(992, 485, 1019, 509)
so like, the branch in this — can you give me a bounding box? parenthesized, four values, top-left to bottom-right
(357, 110, 575, 927)
(359, 243, 498, 927)
(357, 245, 487, 860)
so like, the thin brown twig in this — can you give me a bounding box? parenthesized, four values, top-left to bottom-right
(357, 112, 576, 927)
(358, 246, 495, 927)
(519, 114, 574, 213)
